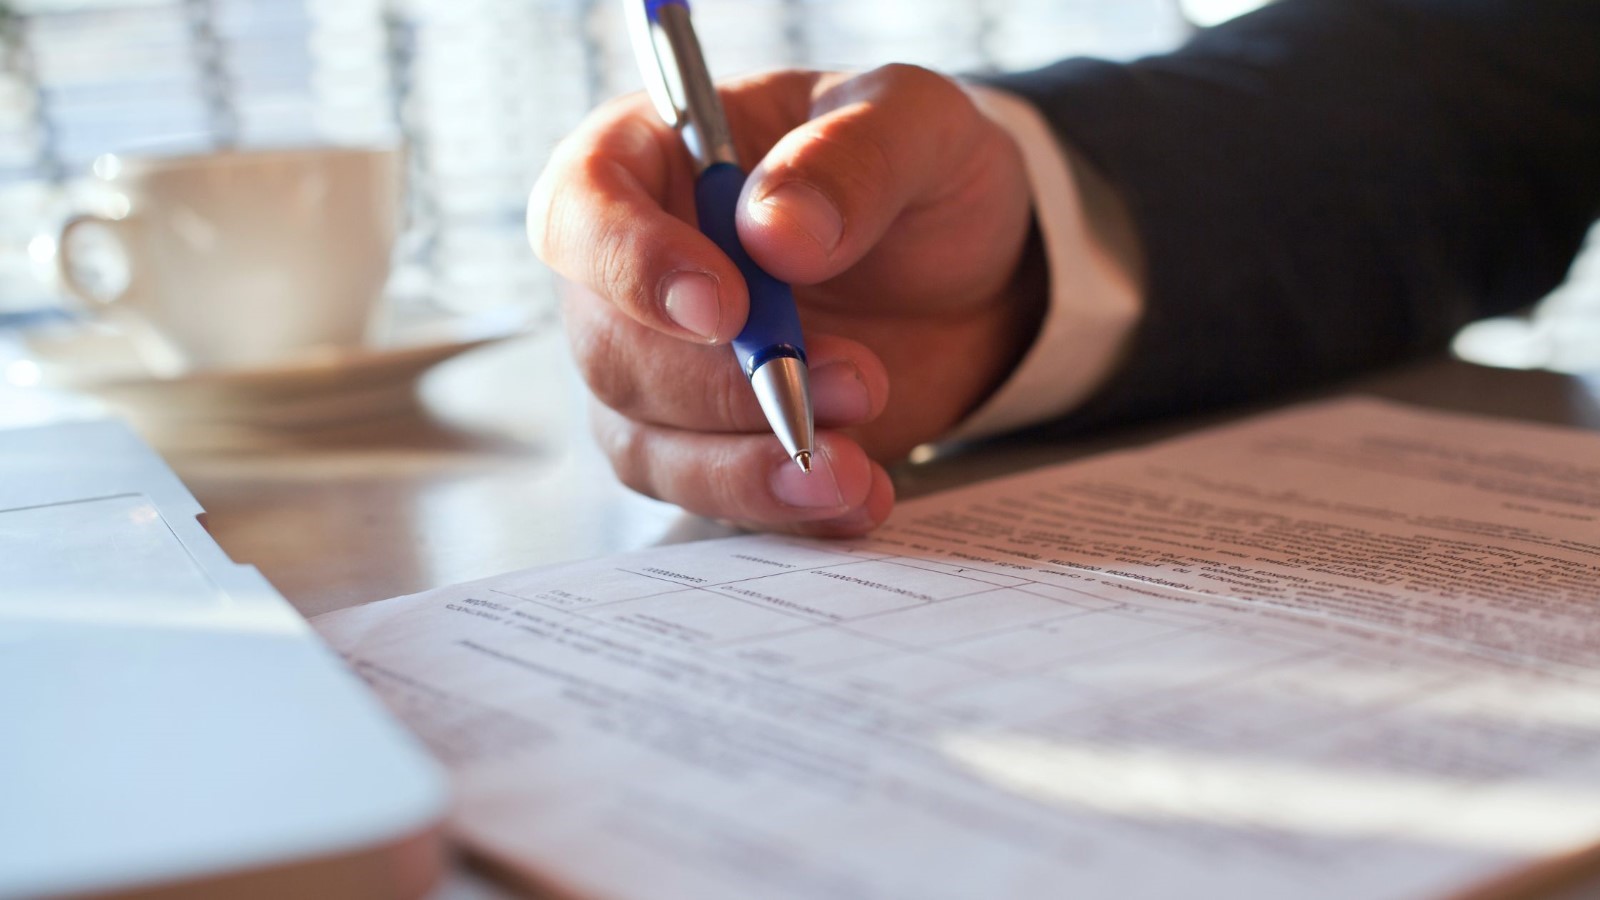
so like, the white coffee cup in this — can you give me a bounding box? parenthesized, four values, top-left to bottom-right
(56, 147, 400, 372)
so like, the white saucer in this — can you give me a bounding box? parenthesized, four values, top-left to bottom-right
(5, 307, 535, 447)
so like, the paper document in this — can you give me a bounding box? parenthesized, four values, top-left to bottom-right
(316, 399, 1600, 900)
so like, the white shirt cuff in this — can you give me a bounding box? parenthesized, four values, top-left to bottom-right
(946, 85, 1143, 440)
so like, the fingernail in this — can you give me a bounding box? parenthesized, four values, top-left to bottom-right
(822, 503, 879, 533)
(761, 182, 843, 255)
(661, 271, 721, 342)
(810, 361, 872, 422)
(769, 445, 846, 509)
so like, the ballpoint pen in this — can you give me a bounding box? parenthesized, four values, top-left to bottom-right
(626, 0, 816, 474)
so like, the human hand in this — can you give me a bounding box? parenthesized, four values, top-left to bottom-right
(529, 65, 1043, 536)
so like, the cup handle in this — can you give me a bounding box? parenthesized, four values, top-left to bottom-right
(56, 213, 135, 310)
(55, 213, 188, 375)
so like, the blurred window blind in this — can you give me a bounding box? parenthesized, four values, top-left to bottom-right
(0, 0, 1193, 318)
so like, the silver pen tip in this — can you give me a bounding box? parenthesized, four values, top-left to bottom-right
(794, 450, 812, 474)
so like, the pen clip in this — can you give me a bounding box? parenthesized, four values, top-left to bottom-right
(626, 0, 686, 128)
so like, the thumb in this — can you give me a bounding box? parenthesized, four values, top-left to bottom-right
(735, 64, 990, 285)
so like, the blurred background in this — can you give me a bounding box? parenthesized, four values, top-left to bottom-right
(0, 0, 1594, 393)
(0, 0, 1208, 325)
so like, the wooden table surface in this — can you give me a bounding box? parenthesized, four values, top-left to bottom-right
(157, 329, 717, 619)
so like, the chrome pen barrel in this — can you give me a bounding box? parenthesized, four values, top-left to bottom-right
(652, 2, 739, 171)
(748, 355, 815, 470)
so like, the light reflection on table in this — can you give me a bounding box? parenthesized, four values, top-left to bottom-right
(153, 330, 736, 619)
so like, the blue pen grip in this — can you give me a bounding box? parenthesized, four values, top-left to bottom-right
(694, 162, 806, 375)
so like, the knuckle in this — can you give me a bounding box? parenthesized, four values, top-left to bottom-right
(784, 122, 892, 209)
(526, 132, 595, 262)
(698, 447, 751, 518)
(591, 407, 658, 500)
(876, 63, 963, 107)
(571, 323, 643, 417)
(589, 214, 653, 320)
(529, 148, 655, 311)
(873, 62, 935, 90)
(525, 176, 558, 260)
(848, 130, 897, 195)
(710, 369, 756, 431)
(826, 132, 896, 209)
(866, 63, 975, 143)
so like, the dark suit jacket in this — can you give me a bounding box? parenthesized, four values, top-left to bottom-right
(988, 0, 1600, 431)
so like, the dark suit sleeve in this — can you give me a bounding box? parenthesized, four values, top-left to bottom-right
(985, 0, 1600, 431)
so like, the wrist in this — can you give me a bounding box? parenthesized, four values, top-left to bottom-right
(942, 85, 1145, 442)
(967, 218, 1050, 421)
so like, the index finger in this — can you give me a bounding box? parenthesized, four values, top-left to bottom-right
(527, 94, 749, 344)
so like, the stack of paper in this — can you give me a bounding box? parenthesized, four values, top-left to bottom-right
(317, 399, 1600, 900)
